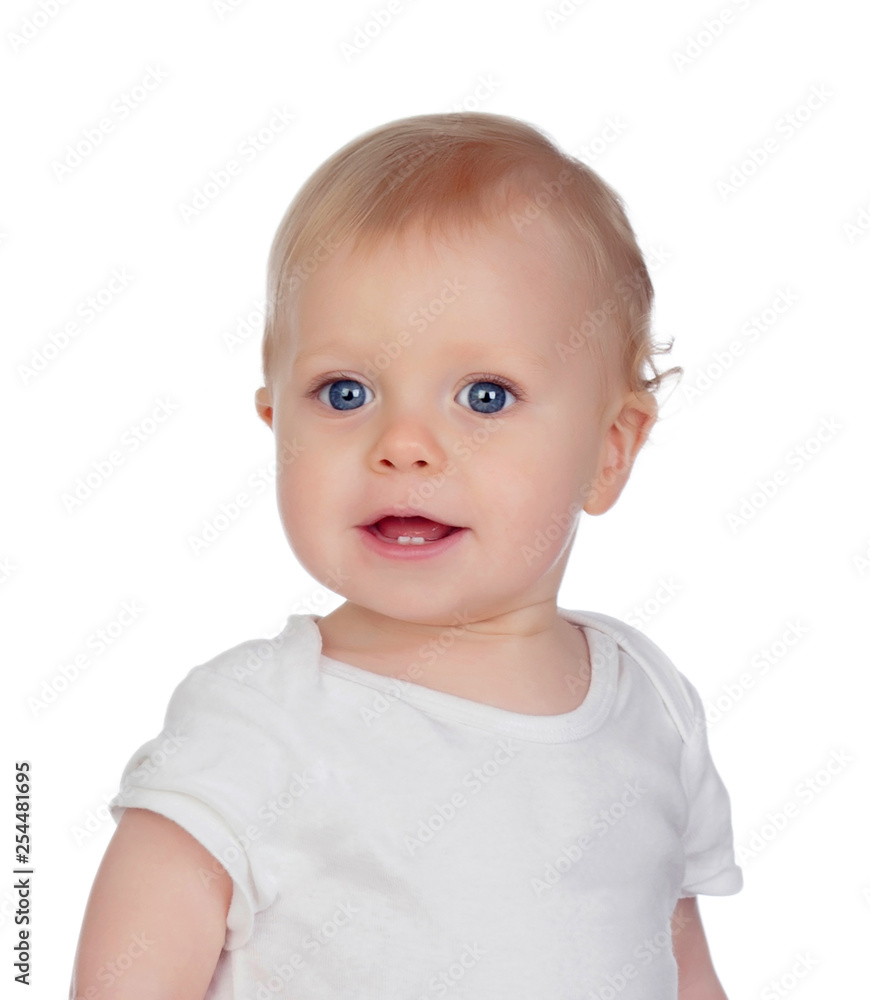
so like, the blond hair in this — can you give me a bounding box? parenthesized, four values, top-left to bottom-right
(261, 112, 679, 400)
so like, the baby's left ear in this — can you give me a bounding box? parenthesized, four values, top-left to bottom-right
(584, 391, 657, 515)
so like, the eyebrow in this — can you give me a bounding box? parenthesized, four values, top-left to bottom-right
(293, 344, 553, 373)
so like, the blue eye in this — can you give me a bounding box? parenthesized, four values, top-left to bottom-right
(457, 379, 517, 414)
(308, 374, 521, 415)
(315, 377, 369, 411)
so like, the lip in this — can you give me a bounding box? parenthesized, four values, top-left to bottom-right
(356, 523, 468, 560)
(358, 506, 463, 530)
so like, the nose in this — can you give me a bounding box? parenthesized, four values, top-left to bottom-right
(368, 415, 449, 474)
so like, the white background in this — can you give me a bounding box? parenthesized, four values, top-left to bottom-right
(3, 0, 869, 996)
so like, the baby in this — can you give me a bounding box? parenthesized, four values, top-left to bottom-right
(71, 112, 742, 999)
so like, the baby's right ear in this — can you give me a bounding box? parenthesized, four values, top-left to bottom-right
(254, 386, 274, 429)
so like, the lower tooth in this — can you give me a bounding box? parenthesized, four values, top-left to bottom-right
(397, 536, 426, 545)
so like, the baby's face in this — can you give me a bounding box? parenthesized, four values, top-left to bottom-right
(256, 217, 647, 625)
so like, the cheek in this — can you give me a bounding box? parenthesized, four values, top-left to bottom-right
(476, 429, 593, 540)
(272, 458, 347, 576)
(474, 459, 560, 541)
(275, 452, 334, 530)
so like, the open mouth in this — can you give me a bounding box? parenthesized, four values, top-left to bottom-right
(366, 515, 463, 546)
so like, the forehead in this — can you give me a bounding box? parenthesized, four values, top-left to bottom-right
(286, 215, 588, 364)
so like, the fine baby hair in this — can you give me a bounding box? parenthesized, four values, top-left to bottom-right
(260, 111, 680, 404)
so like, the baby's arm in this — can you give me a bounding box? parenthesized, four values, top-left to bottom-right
(69, 807, 233, 1000)
(671, 896, 728, 999)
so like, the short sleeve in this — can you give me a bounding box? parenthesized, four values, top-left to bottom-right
(677, 677, 743, 898)
(108, 665, 288, 949)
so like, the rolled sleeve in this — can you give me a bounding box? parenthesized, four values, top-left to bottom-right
(108, 666, 287, 949)
(677, 678, 743, 898)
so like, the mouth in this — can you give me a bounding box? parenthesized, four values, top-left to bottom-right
(363, 514, 464, 546)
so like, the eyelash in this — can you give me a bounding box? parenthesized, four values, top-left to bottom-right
(305, 372, 526, 408)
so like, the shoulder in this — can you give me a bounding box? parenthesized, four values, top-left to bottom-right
(177, 612, 321, 708)
(113, 614, 324, 815)
(558, 607, 704, 745)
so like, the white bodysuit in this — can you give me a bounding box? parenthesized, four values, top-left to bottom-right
(109, 607, 742, 999)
